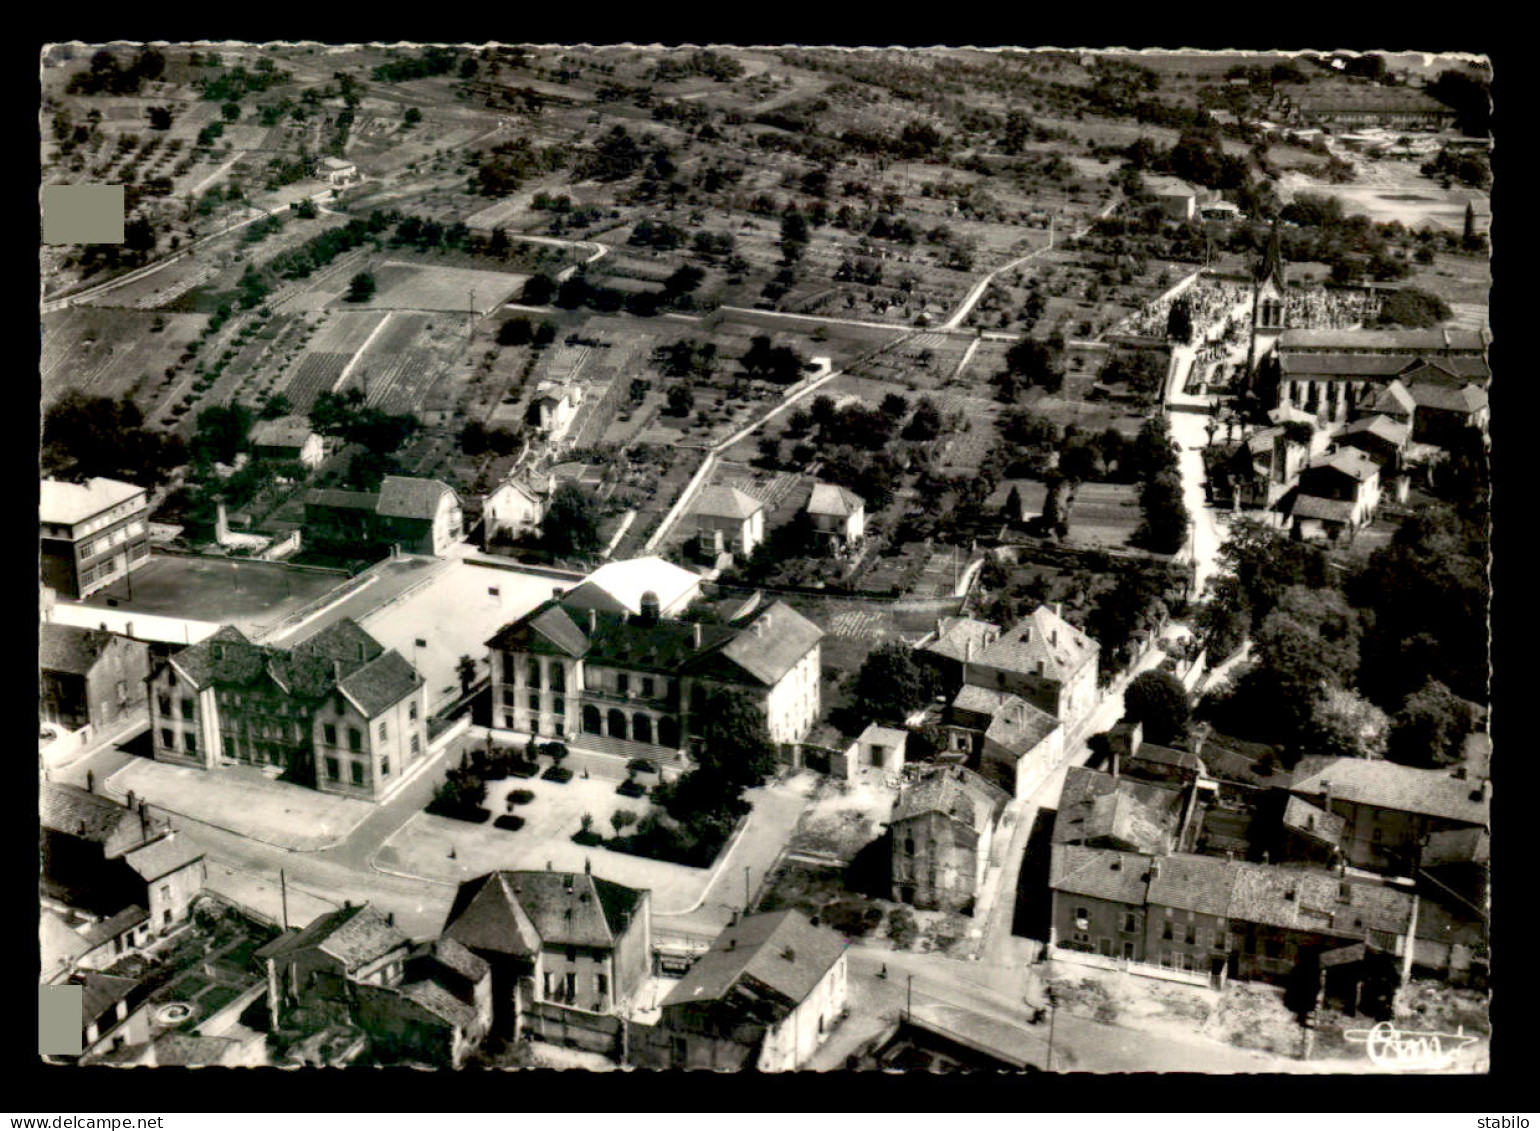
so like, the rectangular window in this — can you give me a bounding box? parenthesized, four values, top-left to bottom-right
(564, 972, 576, 999)
(1185, 923, 1197, 946)
(348, 728, 362, 753)
(502, 654, 515, 683)
(567, 948, 577, 963)
(1122, 913, 1137, 934)
(351, 761, 364, 786)
(504, 714, 514, 729)
(528, 660, 541, 689)
(157, 694, 171, 716)
(381, 756, 390, 777)
(161, 727, 174, 749)
(1162, 921, 1174, 941)
(324, 723, 337, 746)
(554, 697, 565, 716)
(596, 973, 608, 997)
(409, 701, 418, 721)
(326, 757, 340, 781)
(180, 698, 195, 720)
(618, 673, 630, 697)
(378, 721, 388, 741)
(185, 732, 196, 755)
(642, 677, 655, 699)
(528, 694, 541, 713)
(502, 689, 515, 707)
(555, 722, 564, 737)
(410, 735, 420, 755)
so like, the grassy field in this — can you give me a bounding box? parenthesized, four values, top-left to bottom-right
(1065, 481, 1143, 549)
(41, 307, 210, 409)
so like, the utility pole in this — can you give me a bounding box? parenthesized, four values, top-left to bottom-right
(1046, 986, 1058, 1072)
(280, 868, 289, 931)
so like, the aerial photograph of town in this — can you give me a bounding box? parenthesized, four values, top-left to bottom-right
(38, 41, 1494, 1077)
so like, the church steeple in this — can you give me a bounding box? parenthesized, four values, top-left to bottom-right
(1256, 219, 1287, 292)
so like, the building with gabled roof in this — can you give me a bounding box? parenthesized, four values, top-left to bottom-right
(40, 476, 151, 600)
(632, 909, 848, 1072)
(560, 556, 702, 618)
(250, 415, 325, 469)
(1290, 756, 1489, 875)
(806, 483, 865, 549)
(1406, 380, 1489, 446)
(486, 594, 821, 760)
(479, 475, 547, 546)
(692, 484, 767, 558)
(918, 616, 1003, 697)
(148, 617, 427, 801)
(1053, 765, 1189, 857)
(303, 476, 463, 558)
(964, 604, 1099, 732)
(891, 765, 1010, 914)
(40, 622, 151, 736)
(441, 869, 651, 1047)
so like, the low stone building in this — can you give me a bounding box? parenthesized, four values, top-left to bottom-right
(39, 623, 150, 735)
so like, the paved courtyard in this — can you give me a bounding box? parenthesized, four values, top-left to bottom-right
(105, 758, 377, 851)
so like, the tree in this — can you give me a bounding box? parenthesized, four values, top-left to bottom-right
(1123, 671, 1190, 744)
(456, 654, 478, 698)
(610, 809, 639, 837)
(693, 688, 779, 794)
(542, 483, 602, 557)
(190, 403, 253, 467)
(665, 383, 695, 417)
(404, 107, 423, 126)
(1135, 470, 1189, 555)
(347, 272, 377, 302)
(902, 398, 943, 442)
(1388, 680, 1473, 768)
(521, 274, 556, 305)
(1374, 288, 1453, 329)
(851, 642, 934, 726)
(1306, 686, 1390, 761)
(1166, 296, 1194, 344)
(497, 317, 533, 346)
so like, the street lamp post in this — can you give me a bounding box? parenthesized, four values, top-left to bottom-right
(1046, 987, 1058, 1072)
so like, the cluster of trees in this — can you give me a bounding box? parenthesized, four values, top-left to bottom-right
(571, 125, 666, 184)
(266, 210, 392, 280)
(371, 46, 463, 82)
(1087, 558, 1187, 672)
(741, 335, 808, 384)
(648, 49, 744, 83)
(42, 392, 186, 486)
(1129, 415, 1189, 556)
(196, 60, 290, 103)
(496, 316, 557, 348)
(67, 47, 164, 95)
(1420, 147, 1491, 190)
(1199, 511, 1485, 769)
(850, 642, 943, 726)
(539, 484, 602, 559)
(309, 389, 420, 490)
(1374, 288, 1453, 329)
(471, 136, 564, 197)
(459, 421, 521, 458)
(626, 690, 775, 867)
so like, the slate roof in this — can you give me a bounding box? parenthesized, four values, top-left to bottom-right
(76, 971, 140, 1022)
(41, 910, 92, 975)
(1291, 756, 1490, 825)
(167, 618, 404, 706)
(1053, 766, 1184, 854)
(1364, 380, 1418, 417)
(487, 598, 593, 658)
(1049, 845, 1153, 906)
(397, 980, 479, 1031)
(77, 905, 149, 950)
(703, 602, 822, 686)
(971, 605, 1098, 684)
(338, 650, 422, 719)
(150, 1033, 243, 1067)
(660, 910, 846, 1012)
(950, 683, 1019, 718)
(40, 782, 138, 845)
(1398, 356, 1491, 383)
(39, 477, 146, 526)
(443, 871, 645, 954)
(250, 416, 316, 450)
(1337, 414, 1410, 447)
(431, 936, 491, 983)
(695, 484, 765, 521)
(892, 766, 1008, 832)
(1145, 854, 1237, 917)
(982, 696, 1063, 757)
(1283, 796, 1346, 847)
(306, 488, 380, 514)
(924, 618, 1003, 664)
(1277, 328, 1489, 353)
(1228, 866, 1414, 939)
(1408, 382, 1487, 414)
(122, 832, 204, 882)
(807, 483, 864, 518)
(257, 904, 408, 972)
(1280, 353, 1410, 380)
(39, 623, 116, 676)
(1283, 493, 1357, 523)
(1310, 447, 1381, 481)
(376, 476, 457, 521)
(1128, 741, 1204, 773)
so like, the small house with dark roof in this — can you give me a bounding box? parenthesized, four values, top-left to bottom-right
(375, 476, 464, 556)
(257, 902, 414, 1027)
(121, 831, 206, 936)
(919, 617, 1002, 698)
(1049, 844, 1154, 961)
(1406, 380, 1489, 446)
(978, 692, 1066, 801)
(440, 869, 651, 1049)
(1275, 446, 1381, 541)
(1333, 414, 1410, 473)
(838, 723, 908, 780)
(890, 766, 1010, 915)
(805, 483, 865, 549)
(631, 909, 847, 1072)
(1053, 765, 1190, 857)
(964, 604, 1099, 731)
(692, 484, 767, 558)
(148, 618, 427, 801)
(250, 415, 325, 469)
(1290, 756, 1490, 875)
(40, 622, 151, 735)
(350, 936, 493, 1068)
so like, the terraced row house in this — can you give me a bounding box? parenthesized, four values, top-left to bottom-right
(485, 592, 822, 764)
(147, 618, 427, 801)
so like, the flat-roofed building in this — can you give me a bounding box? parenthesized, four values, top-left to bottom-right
(40, 477, 151, 599)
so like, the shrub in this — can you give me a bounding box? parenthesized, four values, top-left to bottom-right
(888, 907, 919, 948)
(493, 815, 525, 832)
(541, 765, 573, 784)
(616, 778, 648, 798)
(572, 829, 605, 847)
(506, 789, 536, 806)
